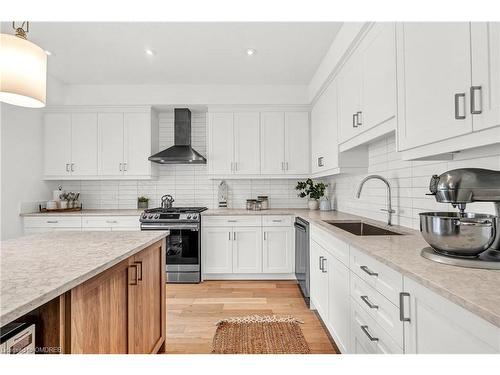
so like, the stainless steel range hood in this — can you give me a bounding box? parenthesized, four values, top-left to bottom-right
(149, 108, 207, 164)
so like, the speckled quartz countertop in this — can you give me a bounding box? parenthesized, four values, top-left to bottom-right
(205, 208, 500, 327)
(20, 209, 144, 217)
(0, 231, 169, 326)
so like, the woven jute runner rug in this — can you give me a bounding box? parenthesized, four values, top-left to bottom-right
(211, 315, 311, 354)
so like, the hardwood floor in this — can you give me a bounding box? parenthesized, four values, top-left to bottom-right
(166, 280, 338, 354)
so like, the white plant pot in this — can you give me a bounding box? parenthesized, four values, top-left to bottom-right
(308, 199, 319, 210)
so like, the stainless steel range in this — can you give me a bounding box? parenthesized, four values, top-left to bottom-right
(140, 205, 207, 283)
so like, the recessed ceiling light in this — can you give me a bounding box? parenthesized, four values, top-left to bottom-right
(44, 50, 52, 56)
(246, 48, 256, 56)
(145, 49, 156, 56)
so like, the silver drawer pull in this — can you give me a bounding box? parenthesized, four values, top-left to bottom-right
(360, 295, 379, 309)
(454, 92, 466, 119)
(360, 265, 378, 277)
(272, 220, 282, 223)
(361, 325, 379, 341)
(319, 256, 324, 271)
(321, 257, 327, 273)
(46, 220, 59, 224)
(470, 85, 482, 114)
(227, 220, 238, 223)
(399, 292, 411, 322)
(106, 220, 118, 224)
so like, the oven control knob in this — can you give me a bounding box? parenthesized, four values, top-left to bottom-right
(148, 214, 153, 219)
(192, 214, 198, 220)
(154, 214, 160, 219)
(187, 214, 192, 219)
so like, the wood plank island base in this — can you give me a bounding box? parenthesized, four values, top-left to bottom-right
(0, 231, 168, 354)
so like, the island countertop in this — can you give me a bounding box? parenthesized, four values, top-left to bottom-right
(0, 230, 169, 326)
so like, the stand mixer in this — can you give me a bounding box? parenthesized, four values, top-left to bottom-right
(420, 168, 500, 269)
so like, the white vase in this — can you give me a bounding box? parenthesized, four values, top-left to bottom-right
(307, 199, 319, 210)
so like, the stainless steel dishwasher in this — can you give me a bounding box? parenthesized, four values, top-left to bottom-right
(294, 217, 310, 302)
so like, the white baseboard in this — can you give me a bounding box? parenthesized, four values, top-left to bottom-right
(202, 273, 296, 281)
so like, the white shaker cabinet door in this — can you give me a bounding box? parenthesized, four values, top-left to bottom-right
(284, 112, 310, 175)
(471, 22, 500, 131)
(260, 112, 285, 175)
(360, 22, 396, 132)
(262, 226, 294, 273)
(71, 113, 98, 177)
(310, 240, 329, 321)
(397, 22, 473, 150)
(233, 112, 261, 175)
(232, 227, 262, 273)
(98, 113, 124, 176)
(44, 113, 72, 177)
(124, 113, 151, 177)
(403, 276, 500, 354)
(338, 53, 362, 143)
(208, 112, 234, 175)
(202, 227, 233, 274)
(327, 257, 350, 353)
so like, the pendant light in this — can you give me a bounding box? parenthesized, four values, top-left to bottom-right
(0, 22, 47, 108)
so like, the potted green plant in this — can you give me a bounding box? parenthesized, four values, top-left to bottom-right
(296, 179, 327, 210)
(137, 196, 149, 209)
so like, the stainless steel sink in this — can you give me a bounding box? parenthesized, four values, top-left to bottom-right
(323, 220, 403, 236)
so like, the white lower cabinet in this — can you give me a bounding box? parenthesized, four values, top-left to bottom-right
(310, 237, 350, 353)
(202, 215, 295, 278)
(23, 215, 140, 234)
(402, 276, 500, 354)
(262, 226, 294, 273)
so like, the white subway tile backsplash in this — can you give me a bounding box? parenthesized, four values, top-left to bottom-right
(323, 133, 500, 230)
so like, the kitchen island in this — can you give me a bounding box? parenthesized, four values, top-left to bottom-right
(0, 231, 168, 354)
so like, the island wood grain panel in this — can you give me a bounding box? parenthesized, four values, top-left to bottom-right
(166, 280, 338, 354)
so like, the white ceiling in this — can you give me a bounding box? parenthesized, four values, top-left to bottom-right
(2, 22, 342, 85)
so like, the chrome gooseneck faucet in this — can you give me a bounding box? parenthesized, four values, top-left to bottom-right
(356, 175, 395, 226)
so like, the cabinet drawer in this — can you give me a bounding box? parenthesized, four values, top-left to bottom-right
(350, 246, 402, 305)
(262, 215, 293, 227)
(82, 216, 140, 229)
(310, 224, 349, 266)
(351, 297, 403, 354)
(202, 215, 262, 227)
(24, 216, 82, 228)
(350, 272, 403, 347)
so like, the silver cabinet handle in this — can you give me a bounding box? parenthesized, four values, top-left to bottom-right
(360, 325, 379, 341)
(285, 162, 288, 171)
(65, 163, 70, 172)
(106, 220, 118, 224)
(119, 163, 122, 171)
(281, 161, 284, 171)
(272, 220, 282, 223)
(356, 111, 362, 126)
(233, 232, 236, 241)
(360, 295, 379, 309)
(454, 92, 466, 119)
(227, 220, 237, 223)
(352, 113, 358, 128)
(46, 220, 59, 224)
(229, 232, 231, 241)
(470, 86, 482, 114)
(360, 265, 378, 277)
(123, 162, 127, 171)
(319, 256, 324, 271)
(321, 257, 327, 273)
(71, 163, 75, 172)
(399, 292, 411, 322)
(318, 157, 324, 167)
(264, 231, 266, 241)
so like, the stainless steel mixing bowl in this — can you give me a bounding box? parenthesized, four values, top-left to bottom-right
(419, 212, 496, 257)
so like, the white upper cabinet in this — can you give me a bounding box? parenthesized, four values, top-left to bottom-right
(284, 112, 310, 175)
(397, 22, 473, 151)
(208, 108, 310, 178)
(233, 112, 261, 175)
(71, 113, 98, 177)
(44, 107, 157, 180)
(44, 112, 98, 178)
(359, 22, 396, 132)
(396, 22, 500, 159)
(208, 112, 234, 175)
(98, 113, 125, 176)
(311, 80, 339, 174)
(471, 22, 500, 131)
(260, 112, 285, 174)
(44, 113, 72, 177)
(123, 113, 152, 177)
(338, 22, 396, 147)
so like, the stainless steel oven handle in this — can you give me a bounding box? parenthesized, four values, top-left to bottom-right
(141, 224, 199, 231)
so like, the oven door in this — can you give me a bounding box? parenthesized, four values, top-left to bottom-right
(141, 222, 200, 273)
